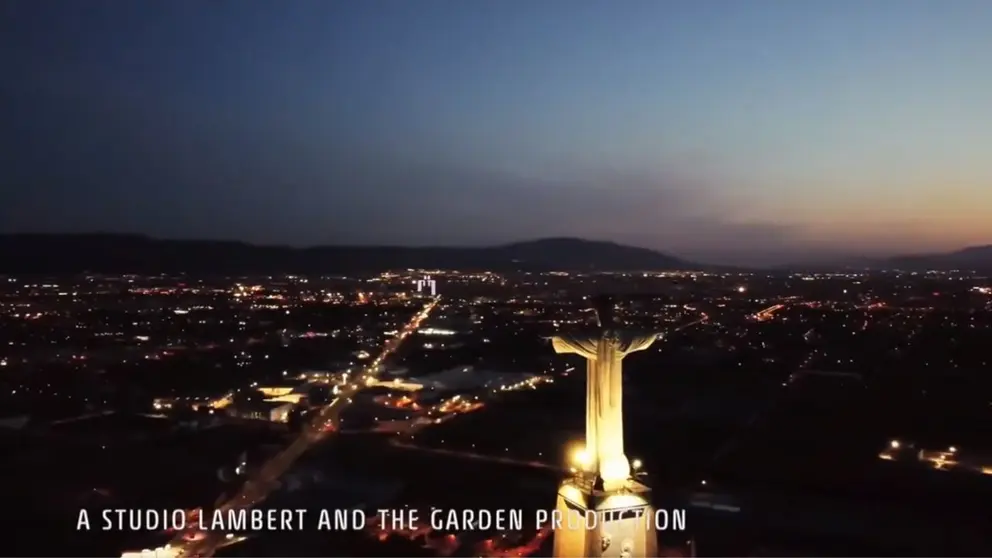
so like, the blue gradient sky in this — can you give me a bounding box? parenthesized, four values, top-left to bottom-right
(2, 0, 991, 265)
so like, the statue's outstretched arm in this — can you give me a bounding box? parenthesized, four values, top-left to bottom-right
(551, 335, 598, 359)
(616, 333, 660, 355)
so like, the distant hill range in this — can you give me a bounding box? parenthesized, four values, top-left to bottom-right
(3, 234, 988, 274)
(881, 245, 992, 272)
(0, 234, 699, 274)
(786, 245, 992, 273)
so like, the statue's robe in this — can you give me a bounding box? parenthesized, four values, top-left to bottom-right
(551, 330, 657, 490)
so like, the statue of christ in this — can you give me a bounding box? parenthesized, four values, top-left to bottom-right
(551, 296, 659, 491)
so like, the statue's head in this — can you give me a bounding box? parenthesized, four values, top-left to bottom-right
(592, 295, 616, 328)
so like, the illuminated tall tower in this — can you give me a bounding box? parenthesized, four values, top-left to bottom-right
(550, 296, 661, 558)
(415, 276, 437, 296)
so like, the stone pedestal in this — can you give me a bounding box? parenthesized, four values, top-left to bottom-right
(552, 477, 658, 558)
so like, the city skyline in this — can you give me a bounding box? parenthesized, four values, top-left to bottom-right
(3, 0, 992, 265)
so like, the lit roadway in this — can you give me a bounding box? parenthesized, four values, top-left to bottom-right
(753, 303, 786, 322)
(674, 315, 708, 332)
(171, 298, 439, 558)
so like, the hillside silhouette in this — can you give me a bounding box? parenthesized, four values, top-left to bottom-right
(0, 234, 694, 274)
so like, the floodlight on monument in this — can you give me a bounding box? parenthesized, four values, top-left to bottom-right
(600, 457, 631, 486)
(631, 459, 642, 471)
(890, 439, 900, 449)
(571, 445, 592, 470)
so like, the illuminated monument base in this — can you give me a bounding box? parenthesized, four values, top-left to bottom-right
(552, 478, 658, 558)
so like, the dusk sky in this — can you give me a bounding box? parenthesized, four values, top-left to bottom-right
(3, 0, 991, 265)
